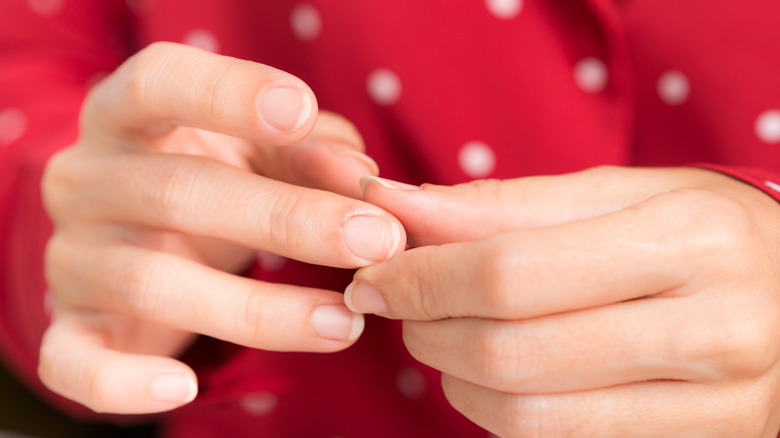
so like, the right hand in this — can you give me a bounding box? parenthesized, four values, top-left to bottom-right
(40, 42, 405, 414)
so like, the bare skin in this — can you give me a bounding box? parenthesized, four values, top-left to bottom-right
(40, 43, 405, 414)
(350, 168, 780, 437)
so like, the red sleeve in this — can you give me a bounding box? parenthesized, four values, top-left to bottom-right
(692, 164, 780, 204)
(0, 0, 133, 418)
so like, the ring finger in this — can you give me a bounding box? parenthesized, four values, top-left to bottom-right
(47, 237, 365, 351)
(402, 291, 770, 394)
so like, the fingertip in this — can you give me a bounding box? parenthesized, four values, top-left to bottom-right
(344, 281, 389, 316)
(39, 321, 199, 414)
(150, 372, 198, 405)
(310, 304, 365, 342)
(257, 82, 318, 137)
(341, 213, 405, 265)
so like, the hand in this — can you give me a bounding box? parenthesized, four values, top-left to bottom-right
(40, 43, 405, 414)
(348, 167, 780, 437)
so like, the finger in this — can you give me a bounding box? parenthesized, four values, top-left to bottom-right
(39, 315, 198, 414)
(360, 166, 729, 246)
(83, 42, 317, 146)
(252, 112, 379, 199)
(401, 293, 775, 395)
(441, 376, 772, 438)
(50, 241, 365, 351)
(51, 151, 403, 267)
(348, 187, 751, 319)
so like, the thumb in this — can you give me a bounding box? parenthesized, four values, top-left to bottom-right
(359, 176, 528, 247)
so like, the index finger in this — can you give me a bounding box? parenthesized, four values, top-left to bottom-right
(83, 42, 316, 146)
(346, 188, 750, 320)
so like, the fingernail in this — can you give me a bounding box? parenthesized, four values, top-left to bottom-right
(342, 215, 401, 263)
(151, 373, 197, 404)
(259, 86, 312, 132)
(344, 282, 388, 315)
(359, 175, 420, 193)
(337, 149, 380, 176)
(311, 304, 364, 341)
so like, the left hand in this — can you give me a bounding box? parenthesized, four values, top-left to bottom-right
(347, 166, 780, 437)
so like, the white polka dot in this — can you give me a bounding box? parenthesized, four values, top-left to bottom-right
(367, 69, 402, 106)
(458, 141, 496, 178)
(0, 108, 28, 145)
(395, 367, 426, 400)
(574, 57, 608, 94)
(28, 0, 64, 16)
(765, 181, 780, 193)
(183, 29, 220, 54)
(657, 71, 690, 106)
(486, 0, 523, 19)
(239, 391, 278, 416)
(756, 110, 780, 144)
(290, 4, 322, 42)
(257, 251, 287, 272)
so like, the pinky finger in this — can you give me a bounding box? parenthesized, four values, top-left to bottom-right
(38, 314, 198, 414)
(441, 375, 774, 438)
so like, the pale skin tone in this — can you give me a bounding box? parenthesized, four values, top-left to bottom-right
(40, 42, 780, 436)
(349, 169, 780, 437)
(40, 42, 405, 413)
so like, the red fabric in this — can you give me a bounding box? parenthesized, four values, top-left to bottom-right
(1, 0, 780, 436)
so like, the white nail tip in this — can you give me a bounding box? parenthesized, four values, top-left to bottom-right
(348, 311, 365, 341)
(294, 92, 313, 131)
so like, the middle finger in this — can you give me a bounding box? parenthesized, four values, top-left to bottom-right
(56, 150, 403, 267)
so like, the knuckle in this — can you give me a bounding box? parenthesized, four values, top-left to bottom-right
(148, 158, 207, 229)
(116, 253, 167, 317)
(263, 190, 308, 251)
(121, 42, 181, 115)
(477, 240, 523, 316)
(712, 315, 775, 377)
(239, 290, 268, 343)
(41, 147, 79, 218)
(675, 309, 775, 378)
(654, 189, 753, 259)
(466, 178, 505, 204)
(469, 322, 530, 388)
(412, 249, 446, 319)
(191, 59, 235, 116)
(505, 396, 571, 438)
(121, 45, 160, 110)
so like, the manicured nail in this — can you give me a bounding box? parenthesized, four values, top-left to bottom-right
(342, 215, 401, 263)
(259, 86, 312, 132)
(344, 282, 388, 315)
(337, 149, 380, 176)
(151, 373, 197, 404)
(359, 175, 420, 193)
(311, 304, 364, 341)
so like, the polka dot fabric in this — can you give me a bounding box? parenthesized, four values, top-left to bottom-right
(1, 0, 780, 437)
